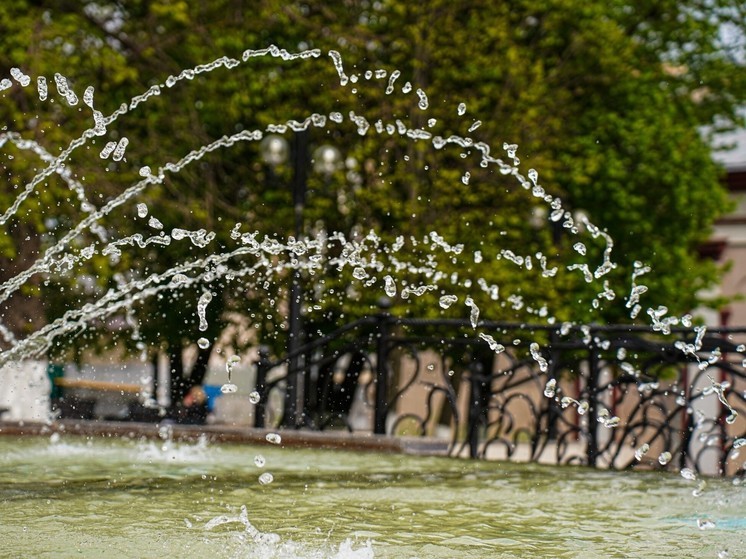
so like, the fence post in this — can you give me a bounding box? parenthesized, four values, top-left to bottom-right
(254, 345, 270, 429)
(586, 338, 599, 467)
(467, 360, 487, 459)
(374, 299, 391, 435)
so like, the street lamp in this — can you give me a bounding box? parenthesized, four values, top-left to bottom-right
(260, 131, 342, 428)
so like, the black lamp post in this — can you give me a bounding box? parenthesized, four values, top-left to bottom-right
(260, 131, 342, 428)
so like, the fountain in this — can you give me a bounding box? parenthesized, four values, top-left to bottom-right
(1, 45, 744, 557)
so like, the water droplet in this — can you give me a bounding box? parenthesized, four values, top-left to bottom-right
(461, 172, 470, 185)
(634, 443, 650, 461)
(465, 297, 479, 328)
(136, 203, 148, 218)
(258, 472, 274, 485)
(220, 383, 238, 394)
(457, 102, 466, 115)
(197, 291, 213, 331)
(112, 137, 129, 161)
(383, 275, 396, 297)
(197, 337, 210, 349)
(83, 85, 95, 108)
(692, 480, 706, 497)
(726, 411, 738, 425)
(352, 267, 368, 280)
(37, 76, 47, 100)
(249, 391, 261, 404)
(543, 379, 556, 398)
(139, 166, 152, 177)
(100, 141, 117, 159)
(658, 451, 672, 466)
(415, 88, 428, 110)
(266, 433, 282, 445)
(439, 295, 458, 309)
(254, 454, 266, 468)
(603, 416, 620, 428)
(468, 120, 482, 132)
(10, 67, 30, 87)
(479, 333, 505, 354)
(680, 468, 696, 481)
(696, 518, 716, 530)
(734, 438, 746, 449)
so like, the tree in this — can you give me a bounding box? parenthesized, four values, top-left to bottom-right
(1, 0, 745, 384)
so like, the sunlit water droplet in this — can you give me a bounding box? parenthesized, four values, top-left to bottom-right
(383, 275, 396, 297)
(680, 468, 696, 481)
(258, 472, 274, 485)
(543, 379, 556, 398)
(478, 333, 505, 353)
(136, 203, 148, 218)
(112, 137, 129, 161)
(465, 296, 479, 328)
(658, 451, 672, 465)
(696, 518, 716, 530)
(352, 267, 368, 280)
(254, 454, 266, 468)
(265, 433, 282, 445)
(220, 383, 237, 394)
(692, 479, 706, 497)
(603, 416, 620, 428)
(634, 443, 650, 461)
(197, 337, 210, 349)
(249, 391, 261, 404)
(439, 295, 457, 309)
(457, 102, 466, 115)
(36, 76, 47, 100)
(197, 291, 213, 331)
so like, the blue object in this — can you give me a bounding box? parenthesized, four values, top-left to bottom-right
(203, 385, 223, 411)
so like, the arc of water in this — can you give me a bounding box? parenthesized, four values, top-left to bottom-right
(0, 46, 668, 370)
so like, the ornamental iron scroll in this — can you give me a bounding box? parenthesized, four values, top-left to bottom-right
(253, 317, 746, 476)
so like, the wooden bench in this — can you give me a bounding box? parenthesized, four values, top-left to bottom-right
(54, 378, 142, 394)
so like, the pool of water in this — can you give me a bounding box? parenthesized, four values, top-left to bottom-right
(0, 433, 743, 558)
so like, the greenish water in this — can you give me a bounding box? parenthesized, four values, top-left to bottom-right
(0, 434, 743, 558)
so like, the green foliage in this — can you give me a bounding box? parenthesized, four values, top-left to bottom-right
(1, 0, 745, 360)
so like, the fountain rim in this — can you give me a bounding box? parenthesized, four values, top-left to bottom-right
(0, 418, 449, 456)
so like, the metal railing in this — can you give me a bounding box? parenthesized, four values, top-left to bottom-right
(254, 314, 746, 475)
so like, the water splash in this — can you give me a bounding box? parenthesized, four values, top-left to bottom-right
(0, 46, 738, 470)
(205, 504, 280, 544)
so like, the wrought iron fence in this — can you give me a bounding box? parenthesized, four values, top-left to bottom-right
(254, 313, 746, 476)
